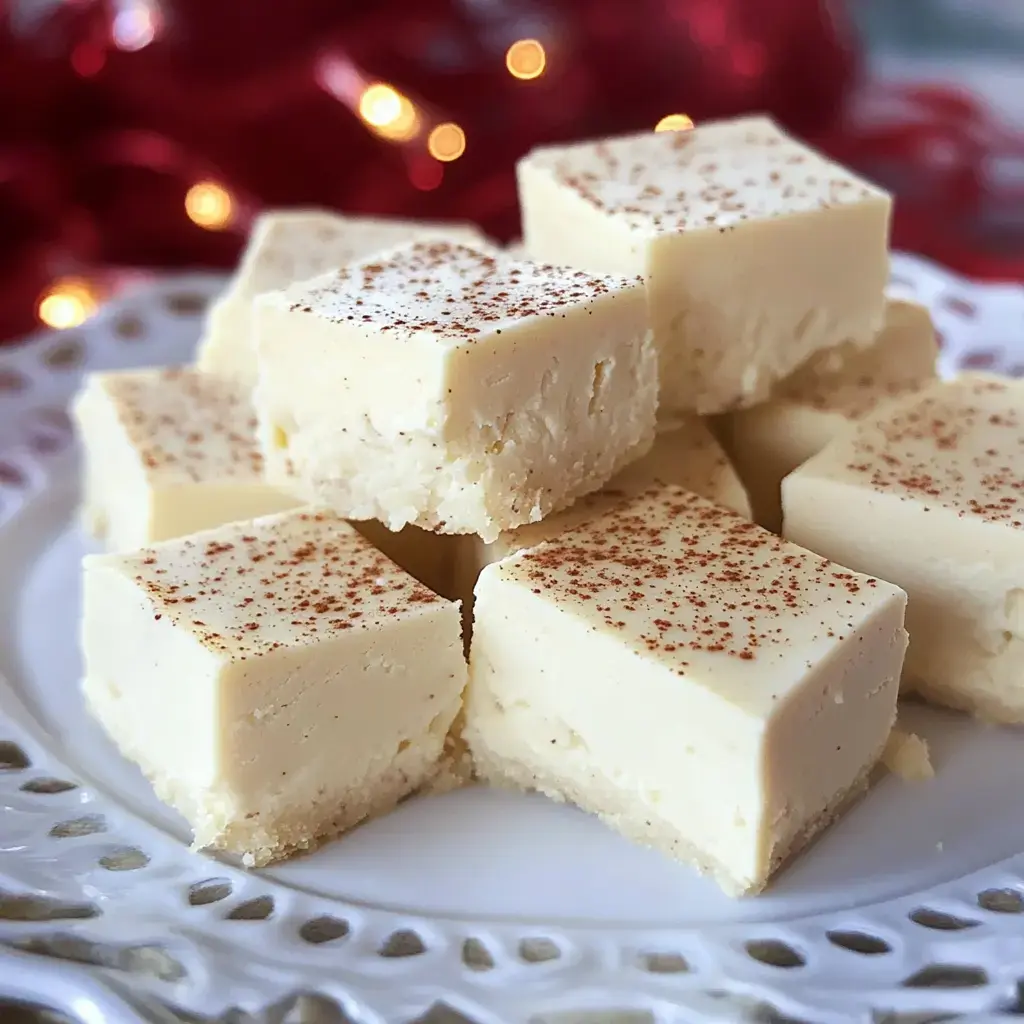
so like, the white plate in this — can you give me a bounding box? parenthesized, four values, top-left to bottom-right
(4, 260, 1024, 1024)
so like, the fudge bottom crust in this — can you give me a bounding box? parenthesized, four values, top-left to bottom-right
(84, 676, 448, 867)
(468, 714, 883, 897)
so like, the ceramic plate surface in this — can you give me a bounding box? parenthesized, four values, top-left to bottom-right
(4, 261, 1024, 1024)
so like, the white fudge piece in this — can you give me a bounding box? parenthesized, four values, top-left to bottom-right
(196, 209, 488, 390)
(453, 417, 750, 622)
(724, 300, 937, 530)
(72, 367, 297, 551)
(254, 241, 657, 542)
(465, 485, 907, 896)
(783, 374, 1024, 723)
(81, 508, 467, 864)
(518, 116, 892, 414)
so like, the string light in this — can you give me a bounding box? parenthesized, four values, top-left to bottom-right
(356, 83, 420, 141)
(428, 123, 466, 162)
(358, 84, 402, 127)
(655, 113, 694, 132)
(185, 182, 234, 230)
(506, 39, 546, 80)
(37, 278, 99, 330)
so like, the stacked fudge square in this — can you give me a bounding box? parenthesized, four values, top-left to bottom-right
(80, 112, 1016, 897)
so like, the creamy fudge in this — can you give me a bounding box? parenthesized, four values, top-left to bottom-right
(724, 299, 937, 530)
(784, 375, 1024, 724)
(465, 485, 907, 895)
(81, 508, 467, 864)
(196, 210, 488, 390)
(453, 417, 750, 621)
(254, 241, 657, 542)
(72, 367, 297, 551)
(518, 116, 892, 414)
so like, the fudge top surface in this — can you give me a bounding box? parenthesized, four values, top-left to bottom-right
(494, 484, 903, 713)
(88, 508, 446, 659)
(779, 300, 938, 420)
(800, 374, 1024, 528)
(503, 418, 749, 551)
(523, 115, 887, 234)
(85, 367, 265, 483)
(261, 241, 642, 348)
(232, 210, 486, 298)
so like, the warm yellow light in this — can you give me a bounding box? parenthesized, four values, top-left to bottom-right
(428, 122, 466, 162)
(358, 83, 403, 127)
(37, 278, 99, 330)
(655, 113, 694, 133)
(357, 83, 420, 141)
(506, 39, 546, 80)
(185, 181, 233, 231)
(377, 95, 420, 142)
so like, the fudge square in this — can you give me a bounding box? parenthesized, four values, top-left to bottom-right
(254, 241, 657, 542)
(783, 375, 1024, 723)
(196, 209, 488, 390)
(72, 367, 297, 551)
(464, 485, 907, 896)
(81, 508, 467, 864)
(724, 299, 937, 531)
(452, 416, 750, 621)
(518, 116, 892, 415)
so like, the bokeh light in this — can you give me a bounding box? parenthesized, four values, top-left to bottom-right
(358, 83, 402, 127)
(37, 278, 99, 330)
(185, 182, 234, 230)
(111, 0, 160, 51)
(357, 83, 420, 141)
(428, 123, 466, 162)
(655, 113, 695, 133)
(506, 39, 546, 80)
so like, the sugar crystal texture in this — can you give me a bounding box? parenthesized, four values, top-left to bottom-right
(518, 116, 892, 414)
(254, 240, 657, 541)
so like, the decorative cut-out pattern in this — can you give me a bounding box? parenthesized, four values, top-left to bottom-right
(188, 879, 232, 907)
(226, 896, 274, 921)
(378, 929, 425, 958)
(825, 930, 891, 956)
(48, 815, 106, 839)
(4, 268, 1024, 1021)
(744, 939, 806, 969)
(298, 916, 349, 945)
(98, 846, 149, 871)
(908, 907, 980, 931)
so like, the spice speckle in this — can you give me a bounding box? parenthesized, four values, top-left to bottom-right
(263, 241, 642, 345)
(115, 509, 441, 658)
(95, 367, 265, 484)
(497, 484, 899, 712)
(525, 116, 885, 234)
(829, 376, 1024, 527)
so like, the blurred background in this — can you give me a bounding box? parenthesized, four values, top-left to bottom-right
(2, 0, 1024, 344)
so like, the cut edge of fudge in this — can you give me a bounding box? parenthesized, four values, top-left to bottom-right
(80, 507, 467, 865)
(253, 240, 658, 541)
(782, 373, 1024, 723)
(723, 298, 938, 530)
(71, 366, 297, 551)
(464, 485, 907, 895)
